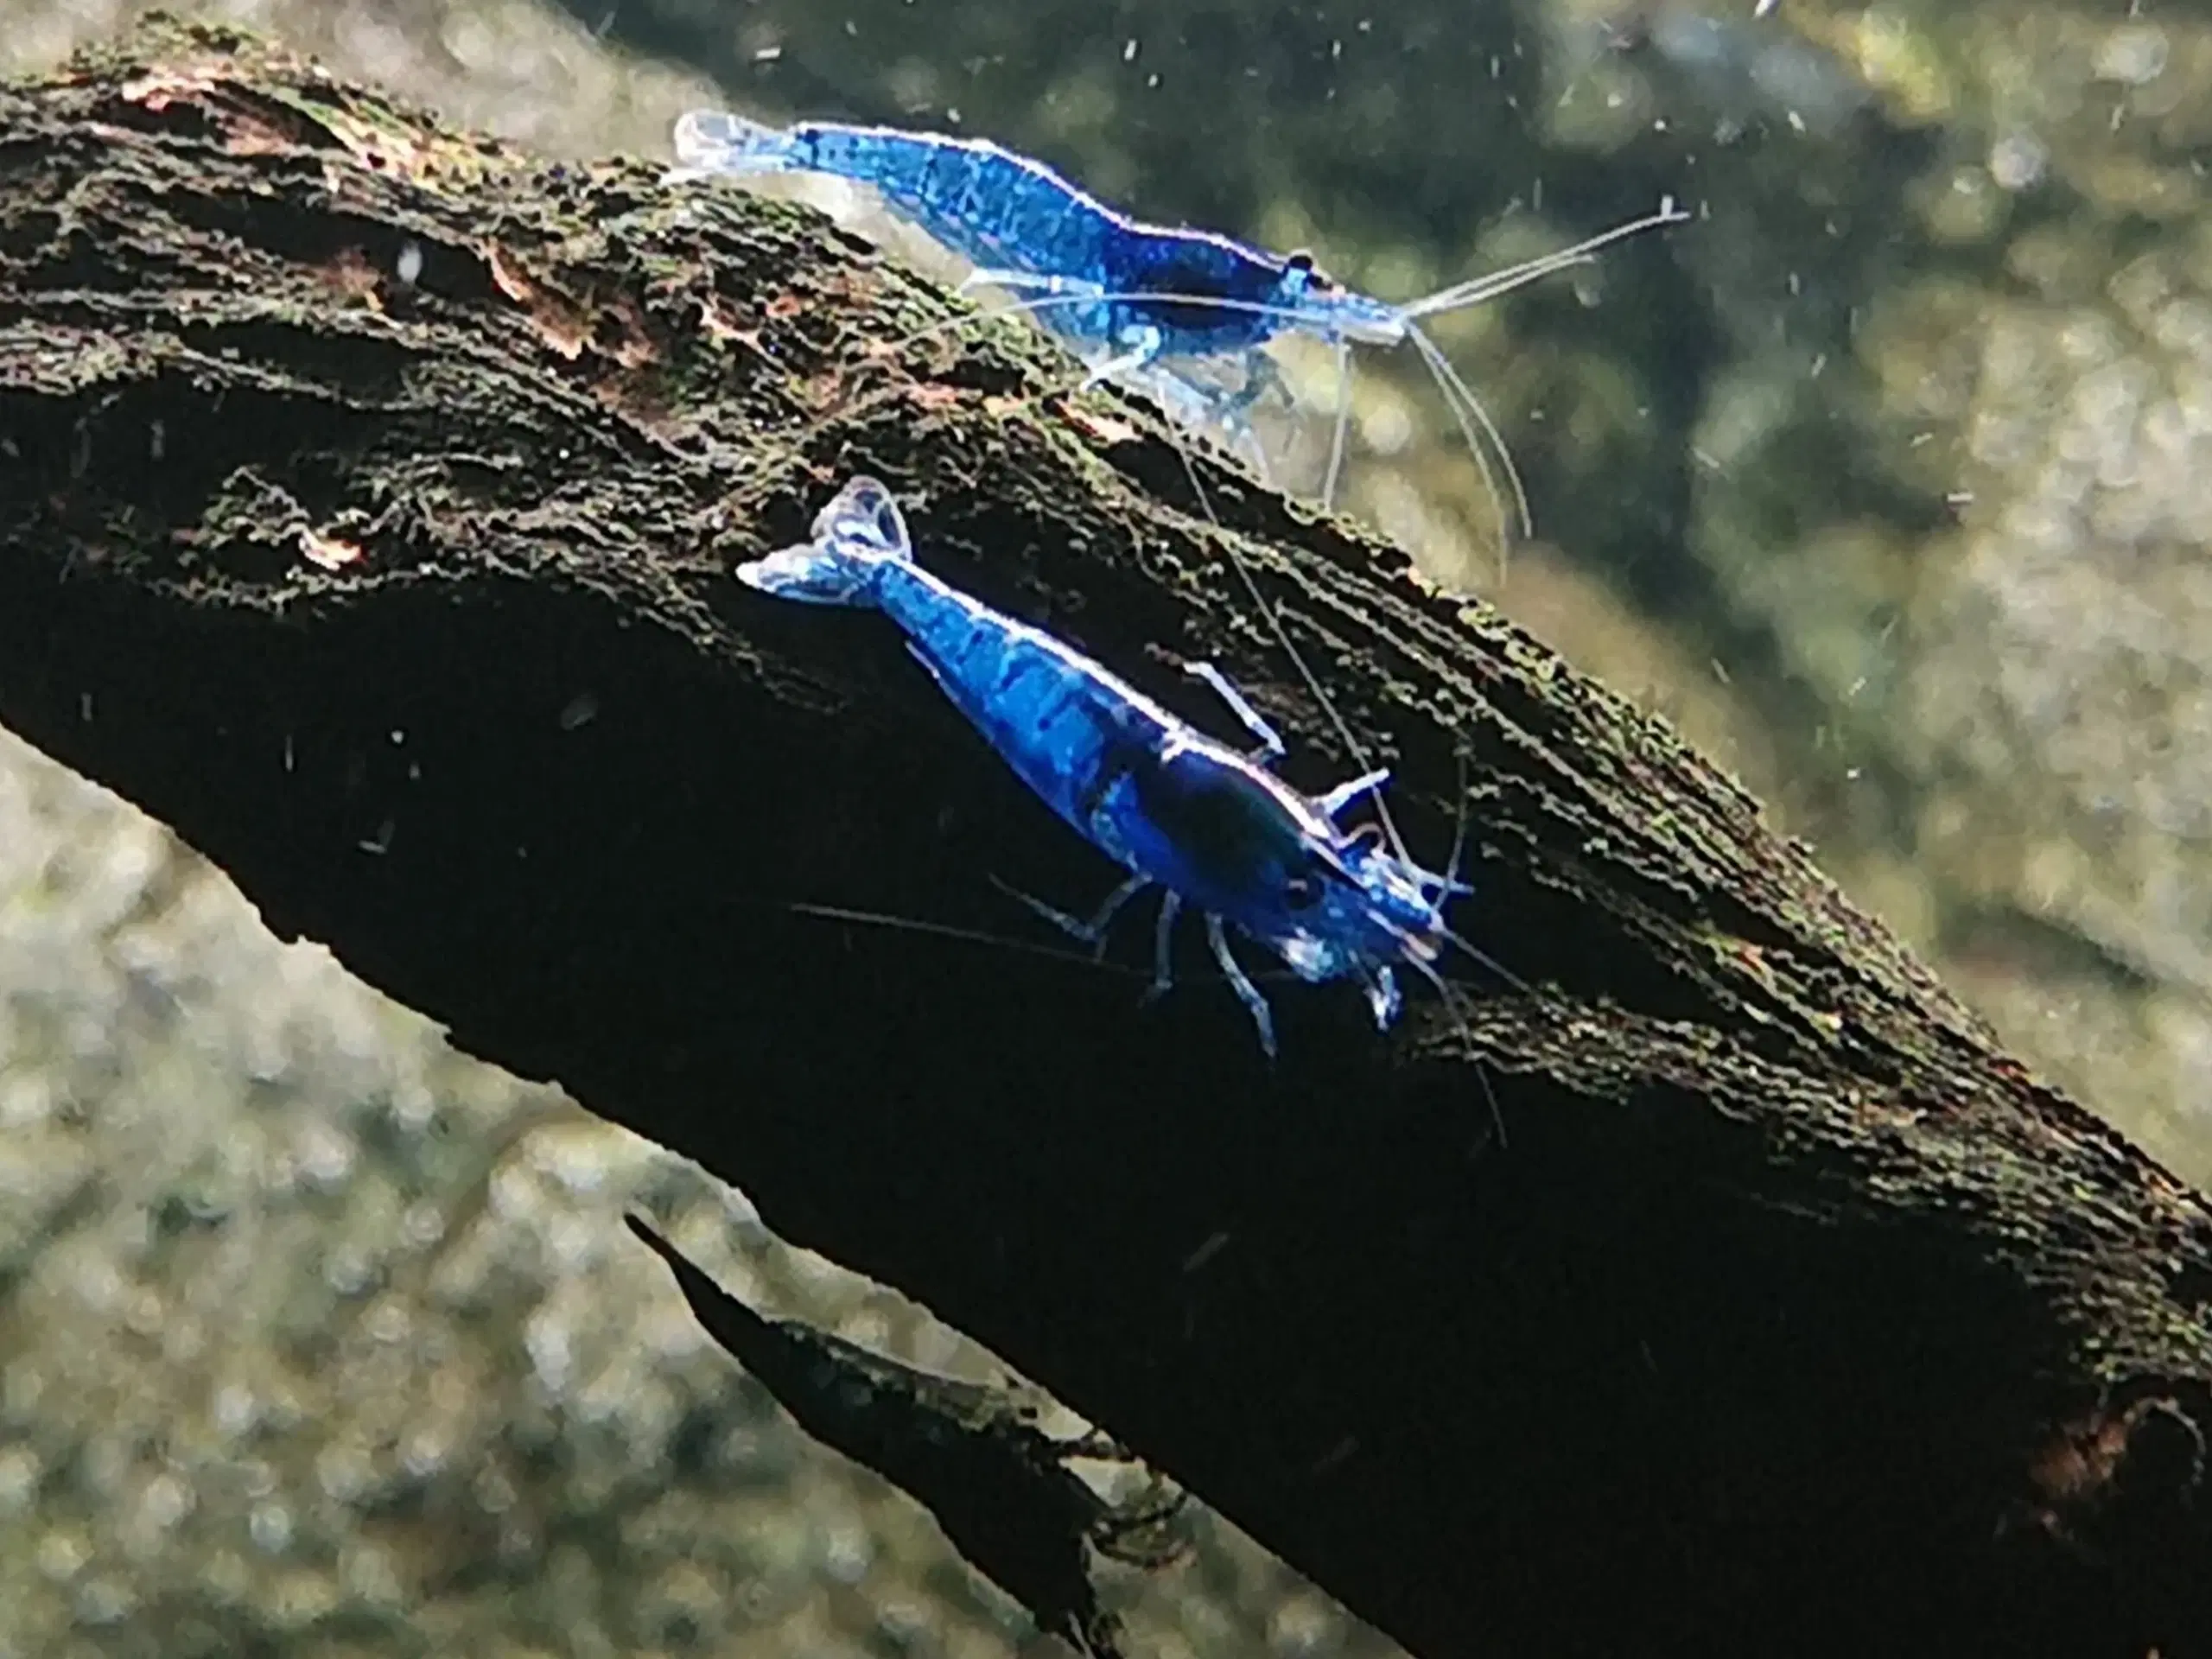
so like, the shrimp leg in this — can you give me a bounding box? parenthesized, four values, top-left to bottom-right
(1013, 874, 1192, 1023)
(1180, 661, 1286, 762)
(1147, 892, 1183, 1003)
(1183, 661, 1389, 819)
(1202, 352, 1290, 424)
(995, 870, 1152, 957)
(1205, 913, 1275, 1058)
(1313, 769, 1395, 821)
(1079, 324, 1166, 389)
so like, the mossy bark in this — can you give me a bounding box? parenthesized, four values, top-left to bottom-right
(3, 18, 2209, 1658)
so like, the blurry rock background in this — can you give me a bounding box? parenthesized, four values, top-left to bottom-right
(5, 0, 2212, 1653)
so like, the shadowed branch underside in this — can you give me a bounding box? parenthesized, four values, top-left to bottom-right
(2, 20, 2210, 1659)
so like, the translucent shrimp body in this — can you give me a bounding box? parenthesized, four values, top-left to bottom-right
(671, 112, 1313, 372)
(672, 111, 1683, 523)
(737, 476, 1461, 1057)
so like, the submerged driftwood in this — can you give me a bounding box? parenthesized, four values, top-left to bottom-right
(2, 20, 2209, 1658)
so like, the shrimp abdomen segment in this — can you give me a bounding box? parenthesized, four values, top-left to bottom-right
(873, 563, 1166, 844)
(800, 125, 1110, 283)
(677, 113, 1111, 282)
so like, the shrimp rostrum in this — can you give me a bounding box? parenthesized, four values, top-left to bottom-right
(737, 476, 1471, 1058)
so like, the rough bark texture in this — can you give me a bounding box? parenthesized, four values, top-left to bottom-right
(3, 20, 2210, 1658)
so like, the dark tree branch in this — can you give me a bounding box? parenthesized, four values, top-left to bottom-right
(626, 1214, 1185, 1659)
(3, 19, 2209, 1657)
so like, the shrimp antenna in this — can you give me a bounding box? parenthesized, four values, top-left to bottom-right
(1314, 200, 1683, 529)
(785, 900, 1134, 970)
(1439, 919, 1536, 999)
(1404, 321, 1530, 578)
(1320, 336, 1354, 512)
(783, 900, 1306, 987)
(1398, 200, 1688, 321)
(1406, 952, 1510, 1149)
(1399, 748, 1529, 1147)
(1439, 741, 1476, 899)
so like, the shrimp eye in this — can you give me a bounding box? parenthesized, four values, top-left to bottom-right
(1285, 250, 1335, 293)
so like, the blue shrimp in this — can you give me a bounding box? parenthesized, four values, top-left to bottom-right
(671, 113, 1301, 378)
(736, 475, 1476, 1058)
(671, 111, 1684, 524)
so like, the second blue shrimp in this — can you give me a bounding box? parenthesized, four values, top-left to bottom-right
(672, 111, 1682, 519)
(671, 111, 1303, 379)
(737, 476, 1471, 1058)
